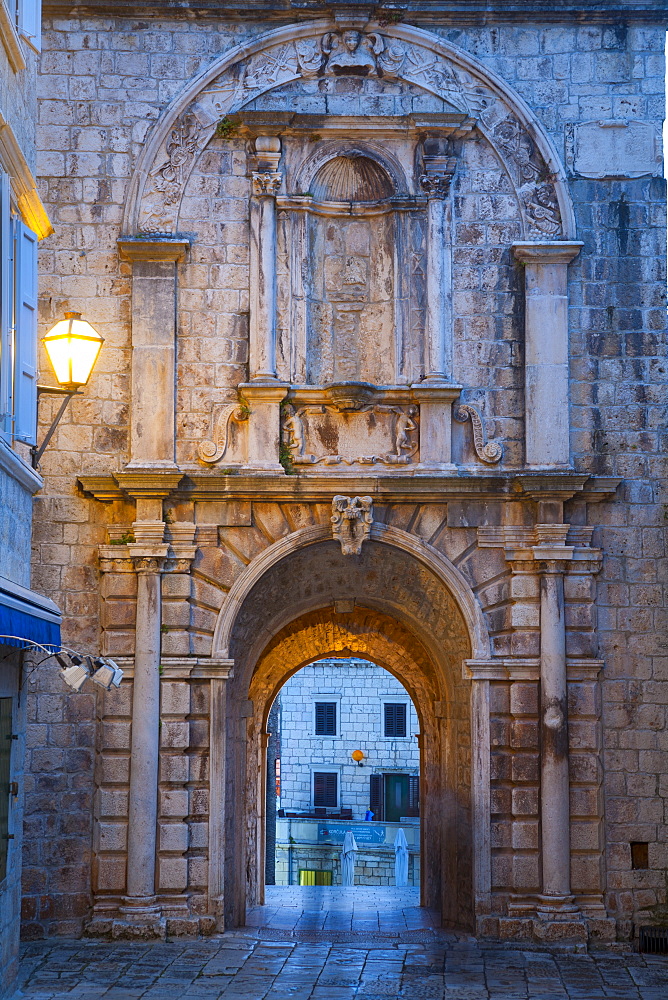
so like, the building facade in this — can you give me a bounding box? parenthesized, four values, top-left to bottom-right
(271, 657, 420, 886)
(25, 0, 668, 946)
(276, 658, 420, 820)
(0, 1, 59, 995)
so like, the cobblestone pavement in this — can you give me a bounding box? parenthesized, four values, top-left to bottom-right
(15, 934, 668, 1000)
(14, 888, 668, 1000)
(246, 886, 439, 939)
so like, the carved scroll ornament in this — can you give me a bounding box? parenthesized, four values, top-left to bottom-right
(453, 403, 503, 464)
(198, 402, 249, 465)
(331, 495, 373, 556)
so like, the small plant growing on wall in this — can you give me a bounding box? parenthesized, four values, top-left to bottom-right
(377, 8, 405, 25)
(216, 116, 239, 139)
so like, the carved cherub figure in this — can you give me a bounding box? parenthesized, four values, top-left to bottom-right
(323, 30, 383, 76)
(394, 405, 418, 457)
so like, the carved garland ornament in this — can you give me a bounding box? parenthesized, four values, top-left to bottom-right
(331, 495, 374, 556)
(136, 25, 564, 238)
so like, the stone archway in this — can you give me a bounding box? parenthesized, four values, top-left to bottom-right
(213, 536, 486, 932)
(123, 18, 576, 239)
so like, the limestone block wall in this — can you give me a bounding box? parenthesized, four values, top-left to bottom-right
(277, 658, 420, 819)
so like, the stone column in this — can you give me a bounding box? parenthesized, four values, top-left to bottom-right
(420, 139, 456, 381)
(118, 239, 189, 469)
(533, 526, 577, 920)
(119, 502, 168, 928)
(249, 137, 282, 381)
(511, 242, 583, 469)
(206, 660, 234, 928)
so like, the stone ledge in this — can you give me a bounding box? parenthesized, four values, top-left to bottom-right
(41, 2, 668, 24)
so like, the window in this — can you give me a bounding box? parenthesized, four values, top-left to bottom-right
(369, 773, 384, 821)
(384, 702, 407, 738)
(314, 701, 337, 736)
(0, 172, 39, 447)
(631, 842, 649, 870)
(313, 771, 338, 809)
(19, 0, 42, 53)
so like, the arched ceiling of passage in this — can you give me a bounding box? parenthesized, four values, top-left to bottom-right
(249, 606, 439, 733)
(227, 538, 472, 706)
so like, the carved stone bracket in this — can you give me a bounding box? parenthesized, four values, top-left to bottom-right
(331, 495, 373, 556)
(198, 402, 250, 465)
(453, 403, 503, 464)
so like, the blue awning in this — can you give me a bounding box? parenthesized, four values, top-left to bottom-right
(0, 574, 62, 649)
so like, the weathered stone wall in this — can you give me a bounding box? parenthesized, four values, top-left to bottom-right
(27, 8, 668, 940)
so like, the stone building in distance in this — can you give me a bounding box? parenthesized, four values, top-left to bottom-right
(270, 657, 420, 886)
(25, 0, 668, 947)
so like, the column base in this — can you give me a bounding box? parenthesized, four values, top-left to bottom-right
(533, 895, 587, 945)
(113, 895, 166, 938)
(535, 893, 580, 919)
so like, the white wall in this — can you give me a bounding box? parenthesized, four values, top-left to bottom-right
(277, 658, 419, 820)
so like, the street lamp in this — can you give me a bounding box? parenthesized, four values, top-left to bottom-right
(31, 312, 104, 468)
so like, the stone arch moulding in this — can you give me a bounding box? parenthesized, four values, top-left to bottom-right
(123, 18, 576, 240)
(211, 522, 491, 662)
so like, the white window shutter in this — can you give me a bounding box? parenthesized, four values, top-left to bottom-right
(0, 174, 12, 439)
(19, 0, 41, 53)
(14, 221, 38, 445)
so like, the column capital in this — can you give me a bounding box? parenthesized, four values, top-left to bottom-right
(511, 241, 583, 265)
(419, 170, 455, 198)
(128, 545, 168, 574)
(252, 171, 282, 196)
(533, 550, 573, 570)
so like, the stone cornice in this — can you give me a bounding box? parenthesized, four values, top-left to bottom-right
(41, 2, 668, 25)
(118, 238, 190, 262)
(108, 656, 235, 680)
(464, 658, 604, 682)
(511, 241, 583, 265)
(79, 471, 621, 505)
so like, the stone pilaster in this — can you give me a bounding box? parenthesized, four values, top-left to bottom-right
(511, 242, 583, 469)
(249, 137, 282, 382)
(118, 239, 189, 470)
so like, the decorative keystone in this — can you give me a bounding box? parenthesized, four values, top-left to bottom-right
(331, 495, 373, 556)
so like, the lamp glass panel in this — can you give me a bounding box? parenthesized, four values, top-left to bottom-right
(43, 317, 104, 387)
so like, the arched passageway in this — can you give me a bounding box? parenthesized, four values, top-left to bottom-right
(214, 537, 479, 932)
(265, 656, 421, 891)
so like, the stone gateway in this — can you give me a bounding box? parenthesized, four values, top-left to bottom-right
(25, 0, 668, 950)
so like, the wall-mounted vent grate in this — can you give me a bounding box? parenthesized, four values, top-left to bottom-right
(638, 926, 668, 955)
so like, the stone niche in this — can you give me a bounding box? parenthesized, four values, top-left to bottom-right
(275, 144, 421, 387)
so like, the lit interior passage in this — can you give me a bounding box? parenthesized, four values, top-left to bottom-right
(265, 657, 420, 891)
